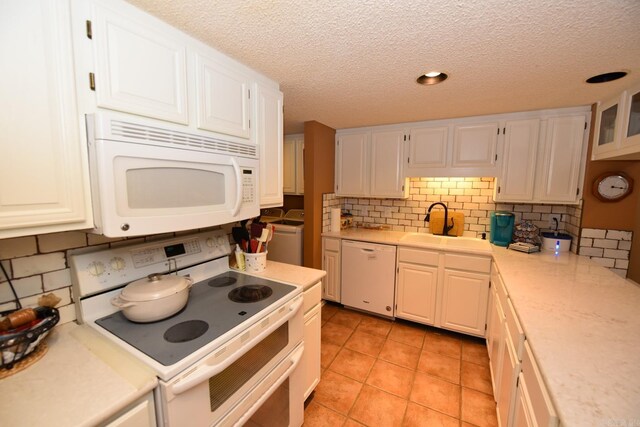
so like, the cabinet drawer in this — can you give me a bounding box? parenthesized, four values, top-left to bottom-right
(303, 282, 322, 314)
(324, 238, 340, 252)
(522, 341, 559, 427)
(505, 299, 525, 360)
(397, 247, 439, 266)
(444, 253, 491, 273)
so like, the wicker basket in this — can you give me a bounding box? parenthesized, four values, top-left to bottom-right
(0, 307, 59, 369)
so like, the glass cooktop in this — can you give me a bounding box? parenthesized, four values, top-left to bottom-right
(96, 271, 296, 366)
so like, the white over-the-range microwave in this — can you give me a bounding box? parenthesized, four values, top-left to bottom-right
(86, 113, 259, 237)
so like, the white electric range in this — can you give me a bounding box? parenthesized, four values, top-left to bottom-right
(69, 230, 304, 427)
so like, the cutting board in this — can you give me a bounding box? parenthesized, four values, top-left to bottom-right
(428, 211, 465, 236)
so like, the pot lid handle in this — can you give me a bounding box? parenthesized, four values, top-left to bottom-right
(147, 273, 162, 282)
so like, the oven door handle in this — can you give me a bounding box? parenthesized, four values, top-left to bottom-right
(233, 343, 304, 427)
(231, 158, 242, 216)
(170, 297, 303, 395)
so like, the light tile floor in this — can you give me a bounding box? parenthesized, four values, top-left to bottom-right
(303, 302, 498, 427)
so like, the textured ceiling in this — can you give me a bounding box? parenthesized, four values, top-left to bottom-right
(126, 0, 640, 134)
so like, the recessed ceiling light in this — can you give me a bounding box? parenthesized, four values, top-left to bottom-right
(586, 71, 627, 84)
(417, 71, 448, 85)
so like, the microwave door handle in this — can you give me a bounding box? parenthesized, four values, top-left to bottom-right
(231, 158, 242, 216)
(169, 297, 303, 395)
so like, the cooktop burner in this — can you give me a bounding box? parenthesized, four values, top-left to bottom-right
(95, 270, 296, 366)
(228, 285, 273, 303)
(208, 274, 237, 287)
(164, 320, 209, 343)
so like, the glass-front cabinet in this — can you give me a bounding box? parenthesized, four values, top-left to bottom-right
(592, 81, 640, 161)
(622, 83, 640, 148)
(592, 93, 624, 159)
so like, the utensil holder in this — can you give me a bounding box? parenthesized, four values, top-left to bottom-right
(245, 251, 267, 272)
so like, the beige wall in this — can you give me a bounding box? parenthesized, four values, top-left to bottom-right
(303, 121, 335, 269)
(581, 106, 640, 282)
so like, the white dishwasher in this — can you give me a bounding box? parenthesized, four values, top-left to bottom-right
(341, 240, 397, 317)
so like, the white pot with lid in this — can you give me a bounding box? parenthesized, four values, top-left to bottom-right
(111, 273, 194, 322)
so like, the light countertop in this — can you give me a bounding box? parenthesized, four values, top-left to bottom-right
(492, 247, 640, 426)
(322, 228, 492, 256)
(0, 322, 157, 427)
(240, 260, 326, 291)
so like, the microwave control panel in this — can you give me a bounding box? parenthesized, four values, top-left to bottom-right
(242, 168, 255, 204)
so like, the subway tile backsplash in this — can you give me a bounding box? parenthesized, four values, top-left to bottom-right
(0, 226, 224, 324)
(323, 177, 583, 252)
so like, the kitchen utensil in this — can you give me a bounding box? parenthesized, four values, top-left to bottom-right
(231, 227, 246, 246)
(250, 222, 265, 239)
(111, 273, 193, 323)
(256, 228, 269, 252)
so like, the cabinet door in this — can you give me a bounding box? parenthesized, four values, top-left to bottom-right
(494, 119, 539, 202)
(440, 269, 490, 336)
(257, 85, 283, 207)
(195, 53, 252, 139)
(452, 122, 499, 169)
(497, 331, 520, 427)
(283, 137, 297, 194)
(621, 83, 640, 151)
(488, 289, 505, 402)
(512, 373, 535, 427)
(296, 139, 305, 194)
(592, 94, 625, 158)
(406, 126, 449, 174)
(370, 130, 408, 198)
(92, 1, 188, 124)
(537, 115, 586, 203)
(303, 303, 321, 399)
(0, 0, 92, 238)
(395, 262, 438, 325)
(335, 132, 369, 197)
(321, 238, 341, 302)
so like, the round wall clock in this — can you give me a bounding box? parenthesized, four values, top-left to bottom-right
(592, 171, 634, 202)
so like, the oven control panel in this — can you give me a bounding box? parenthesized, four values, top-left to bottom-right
(70, 230, 231, 297)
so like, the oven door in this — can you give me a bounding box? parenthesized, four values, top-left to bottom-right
(158, 296, 304, 427)
(88, 129, 259, 237)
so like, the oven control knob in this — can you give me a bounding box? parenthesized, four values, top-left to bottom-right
(87, 261, 105, 277)
(216, 236, 226, 246)
(110, 257, 126, 271)
(205, 237, 215, 248)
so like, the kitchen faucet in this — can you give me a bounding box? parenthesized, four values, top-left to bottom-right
(424, 202, 454, 236)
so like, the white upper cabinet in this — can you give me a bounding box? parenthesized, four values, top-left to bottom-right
(370, 130, 409, 198)
(536, 115, 588, 203)
(0, 0, 93, 238)
(89, 1, 189, 124)
(256, 84, 283, 207)
(335, 132, 370, 197)
(452, 121, 499, 171)
(283, 134, 304, 195)
(335, 129, 408, 198)
(406, 125, 449, 174)
(593, 81, 640, 160)
(194, 53, 252, 139)
(494, 119, 540, 202)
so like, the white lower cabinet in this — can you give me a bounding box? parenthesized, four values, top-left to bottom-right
(302, 283, 321, 400)
(393, 247, 491, 337)
(511, 342, 559, 427)
(104, 392, 156, 427)
(395, 248, 439, 325)
(438, 253, 491, 337)
(321, 237, 341, 302)
(487, 284, 506, 402)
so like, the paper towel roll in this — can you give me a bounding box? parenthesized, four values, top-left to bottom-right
(331, 208, 341, 232)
